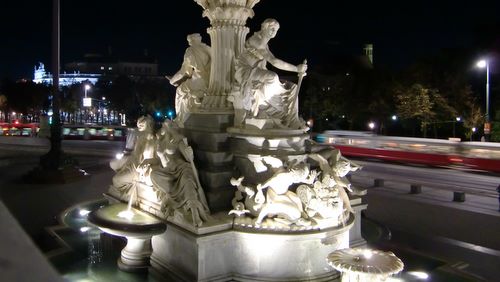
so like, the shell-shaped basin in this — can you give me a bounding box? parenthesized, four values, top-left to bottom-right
(87, 203, 166, 238)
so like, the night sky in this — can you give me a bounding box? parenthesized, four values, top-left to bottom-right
(1, 0, 499, 79)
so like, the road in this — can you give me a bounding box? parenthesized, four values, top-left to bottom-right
(0, 137, 122, 174)
(351, 158, 500, 197)
(0, 136, 124, 157)
(1, 136, 498, 194)
(352, 158, 500, 281)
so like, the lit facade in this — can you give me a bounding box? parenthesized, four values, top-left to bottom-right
(33, 53, 160, 86)
(33, 62, 101, 86)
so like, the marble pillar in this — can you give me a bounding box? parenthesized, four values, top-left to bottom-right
(195, 0, 260, 111)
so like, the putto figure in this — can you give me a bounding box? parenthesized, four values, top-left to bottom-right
(169, 33, 211, 127)
(254, 162, 316, 225)
(232, 18, 307, 130)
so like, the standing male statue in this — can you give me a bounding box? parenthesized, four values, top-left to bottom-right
(169, 33, 211, 127)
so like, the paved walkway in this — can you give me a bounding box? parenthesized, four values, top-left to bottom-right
(0, 148, 113, 282)
(352, 174, 500, 281)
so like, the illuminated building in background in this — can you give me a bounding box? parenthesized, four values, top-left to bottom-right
(31, 51, 162, 126)
(33, 51, 160, 86)
(34, 62, 101, 86)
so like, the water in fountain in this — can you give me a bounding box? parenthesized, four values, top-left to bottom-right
(118, 185, 137, 220)
(49, 199, 470, 282)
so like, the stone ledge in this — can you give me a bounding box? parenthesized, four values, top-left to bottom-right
(151, 219, 350, 282)
(185, 130, 230, 152)
(194, 149, 233, 167)
(184, 113, 233, 131)
(199, 169, 234, 190)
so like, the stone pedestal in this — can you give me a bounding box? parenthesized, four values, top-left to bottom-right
(183, 113, 235, 212)
(87, 203, 166, 273)
(118, 237, 154, 272)
(349, 197, 367, 248)
(151, 213, 355, 282)
(104, 190, 366, 280)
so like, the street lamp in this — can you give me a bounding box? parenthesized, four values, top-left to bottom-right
(476, 59, 491, 138)
(83, 85, 92, 107)
(84, 84, 91, 97)
(82, 85, 92, 124)
(368, 122, 375, 132)
(453, 116, 461, 138)
(101, 97, 107, 124)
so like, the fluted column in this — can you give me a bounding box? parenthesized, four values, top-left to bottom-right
(194, 0, 260, 112)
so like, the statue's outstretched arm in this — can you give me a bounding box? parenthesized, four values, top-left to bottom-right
(169, 54, 194, 86)
(264, 46, 307, 74)
(266, 50, 298, 73)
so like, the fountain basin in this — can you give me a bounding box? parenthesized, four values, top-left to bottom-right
(327, 248, 404, 281)
(87, 203, 166, 272)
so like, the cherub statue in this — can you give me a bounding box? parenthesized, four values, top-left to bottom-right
(296, 177, 342, 220)
(228, 176, 265, 217)
(308, 148, 362, 213)
(254, 162, 317, 225)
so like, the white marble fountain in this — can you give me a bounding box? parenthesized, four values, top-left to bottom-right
(89, 1, 368, 281)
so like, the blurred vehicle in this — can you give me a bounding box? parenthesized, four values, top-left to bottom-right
(0, 122, 38, 137)
(315, 130, 500, 173)
(62, 125, 127, 141)
(0, 122, 127, 141)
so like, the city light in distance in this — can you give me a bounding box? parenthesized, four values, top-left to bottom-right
(476, 60, 486, 68)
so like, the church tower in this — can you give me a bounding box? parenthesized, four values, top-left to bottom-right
(364, 43, 373, 66)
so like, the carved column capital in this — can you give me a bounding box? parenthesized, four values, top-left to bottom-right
(195, 0, 260, 27)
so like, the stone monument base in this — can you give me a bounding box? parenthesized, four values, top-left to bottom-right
(150, 214, 354, 282)
(104, 191, 366, 281)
